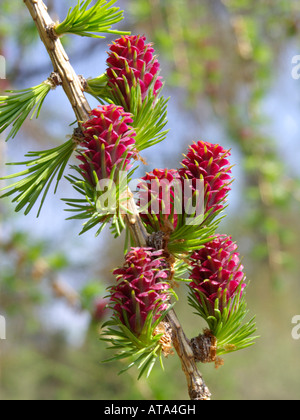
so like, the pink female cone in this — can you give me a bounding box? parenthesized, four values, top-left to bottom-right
(110, 248, 171, 336)
(138, 169, 181, 231)
(77, 104, 137, 186)
(107, 35, 163, 110)
(180, 141, 232, 216)
(189, 235, 246, 316)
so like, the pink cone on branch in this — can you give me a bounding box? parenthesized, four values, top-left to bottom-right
(110, 247, 171, 336)
(106, 35, 163, 109)
(189, 235, 246, 315)
(77, 105, 137, 186)
(138, 169, 181, 231)
(179, 141, 232, 216)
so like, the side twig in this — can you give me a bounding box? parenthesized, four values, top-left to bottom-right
(23, 0, 211, 400)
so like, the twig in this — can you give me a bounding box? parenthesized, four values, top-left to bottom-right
(23, 0, 90, 123)
(23, 0, 211, 400)
(166, 311, 211, 400)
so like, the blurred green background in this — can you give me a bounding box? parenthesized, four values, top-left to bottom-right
(1, 0, 300, 400)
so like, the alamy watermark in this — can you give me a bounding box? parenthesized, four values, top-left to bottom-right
(95, 172, 205, 226)
(291, 315, 300, 340)
(292, 55, 300, 80)
(0, 55, 6, 80)
(0, 315, 6, 340)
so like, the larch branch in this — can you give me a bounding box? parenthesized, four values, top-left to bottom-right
(23, 0, 211, 401)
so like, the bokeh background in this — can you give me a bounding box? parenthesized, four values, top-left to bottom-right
(1, 0, 300, 400)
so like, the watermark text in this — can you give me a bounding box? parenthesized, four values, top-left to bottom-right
(0, 315, 6, 340)
(292, 55, 300, 80)
(95, 172, 205, 226)
(0, 55, 6, 80)
(291, 315, 300, 340)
